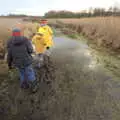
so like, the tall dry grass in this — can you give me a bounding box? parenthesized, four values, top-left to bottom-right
(53, 17, 120, 50)
(0, 18, 35, 57)
(0, 18, 15, 57)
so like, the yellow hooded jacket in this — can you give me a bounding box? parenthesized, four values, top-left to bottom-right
(38, 25, 53, 47)
(32, 29, 47, 54)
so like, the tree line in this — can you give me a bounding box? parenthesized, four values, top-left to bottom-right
(44, 7, 120, 18)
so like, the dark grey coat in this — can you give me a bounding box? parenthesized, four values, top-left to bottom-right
(7, 36, 33, 68)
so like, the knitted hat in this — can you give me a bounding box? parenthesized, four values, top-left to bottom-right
(12, 28, 21, 36)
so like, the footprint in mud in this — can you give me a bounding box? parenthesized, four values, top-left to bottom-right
(12, 82, 54, 119)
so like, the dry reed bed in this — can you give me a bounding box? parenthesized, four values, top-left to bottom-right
(55, 17, 120, 50)
(0, 18, 34, 58)
(0, 18, 21, 57)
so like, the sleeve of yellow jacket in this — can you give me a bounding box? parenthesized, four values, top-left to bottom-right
(47, 25, 53, 35)
(43, 35, 54, 48)
(46, 26, 54, 47)
(43, 35, 50, 48)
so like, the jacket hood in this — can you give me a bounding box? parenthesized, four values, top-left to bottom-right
(12, 36, 25, 46)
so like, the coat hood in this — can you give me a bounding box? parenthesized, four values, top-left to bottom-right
(12, 36, 25, 46)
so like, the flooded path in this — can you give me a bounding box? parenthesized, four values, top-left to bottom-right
(50, 34, 120, 120)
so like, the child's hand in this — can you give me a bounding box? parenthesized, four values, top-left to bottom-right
(46, 47, 50, 50)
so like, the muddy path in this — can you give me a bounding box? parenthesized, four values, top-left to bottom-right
(1, 30, 120, 120)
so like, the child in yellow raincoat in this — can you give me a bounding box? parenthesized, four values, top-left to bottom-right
(32, 29, 47, 54)
(32, 28, 50, 68)
(38, 19, 54, 48)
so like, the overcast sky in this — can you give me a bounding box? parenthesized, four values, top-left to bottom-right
(0, 0, 120, 16)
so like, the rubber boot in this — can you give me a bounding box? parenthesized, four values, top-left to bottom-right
(21, 80, 29, 89)
(29, 80, 39, 93)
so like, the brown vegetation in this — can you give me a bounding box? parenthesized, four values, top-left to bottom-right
(0, 18, 21, 58)
(51, 17, 120, 51)
(0, 18, 36, 58)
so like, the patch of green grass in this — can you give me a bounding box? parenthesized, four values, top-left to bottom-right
(67, 34, 78, 39)
(89, 47, 120, 78)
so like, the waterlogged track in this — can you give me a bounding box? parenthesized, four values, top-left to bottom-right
(51, 36, 120, 120)
(0, 34, 120, 120)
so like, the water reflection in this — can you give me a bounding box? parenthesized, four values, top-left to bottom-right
(84, 50, 92, 57)
(76, 48, 100, 70)
(88, 60, 97, 69)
